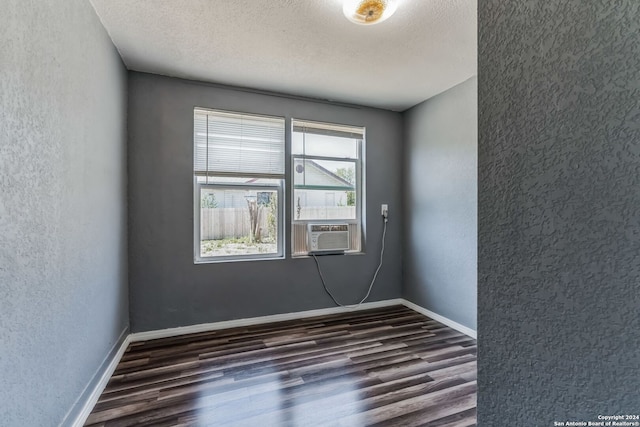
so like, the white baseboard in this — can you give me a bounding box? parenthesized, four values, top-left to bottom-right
(126, 298, 477, 343)
(400, 299, 477, 339)
(64, 328, 131, 427)
(129, 298, 404, 342)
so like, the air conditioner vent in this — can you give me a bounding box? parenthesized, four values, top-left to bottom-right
(308, 224, 350, 253)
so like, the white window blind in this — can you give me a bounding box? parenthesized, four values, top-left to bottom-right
(292, 120, 364, 140)
(194, 109, 285, 178)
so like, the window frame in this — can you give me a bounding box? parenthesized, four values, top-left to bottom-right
(194, 181, 285, 263)
(193, 107, 286, 264)
(290, 119, 365, 257)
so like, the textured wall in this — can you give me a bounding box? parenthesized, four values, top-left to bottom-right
(128, 72, 403, 332)
(479, 1, 640, 423)
(0, 1, 128, 425)
(403, 77, 477, 330)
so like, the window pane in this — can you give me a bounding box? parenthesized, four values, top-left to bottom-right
(292, 131, 358, 159)
(294, 189, 356, 220)
(200, 188, 279, 257)
(293, 159, 356, 190)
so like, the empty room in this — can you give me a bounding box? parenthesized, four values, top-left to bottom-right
(4, 0, 636, 426)
(2, 1, 478, 425)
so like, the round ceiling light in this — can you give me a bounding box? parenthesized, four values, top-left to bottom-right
(343, 0, 398, 25)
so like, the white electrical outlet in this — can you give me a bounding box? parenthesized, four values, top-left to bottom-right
(381, 204, 388, 217)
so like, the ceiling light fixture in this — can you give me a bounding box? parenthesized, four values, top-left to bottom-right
(343, 0, 398, 25)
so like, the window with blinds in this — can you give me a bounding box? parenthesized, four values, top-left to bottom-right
(194, 109, 285, 180)
(291, 119, 364, 256)
(194, 108, 285, 263)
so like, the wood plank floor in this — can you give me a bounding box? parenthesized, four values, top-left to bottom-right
(85, 305, 476, 427)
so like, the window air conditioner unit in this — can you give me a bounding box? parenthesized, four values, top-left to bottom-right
(308, 224, 350, 253)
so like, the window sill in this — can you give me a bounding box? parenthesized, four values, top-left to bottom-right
(194, 255, 285, 264)
(292, 251, 365, 259)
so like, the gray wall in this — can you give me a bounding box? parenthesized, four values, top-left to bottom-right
(479, 1, 640, 423)
(0, 1, 128, 425)
(403, 77, 478, 331)
(128, 72, 403, 332)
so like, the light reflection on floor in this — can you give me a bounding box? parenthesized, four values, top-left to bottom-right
(184, 360, 365, 426)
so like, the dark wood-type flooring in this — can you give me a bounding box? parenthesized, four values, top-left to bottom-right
(85, 305, 476, 426)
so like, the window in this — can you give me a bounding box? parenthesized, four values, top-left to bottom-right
(291, 119, 364, 256)
(194, 108, 285, 262)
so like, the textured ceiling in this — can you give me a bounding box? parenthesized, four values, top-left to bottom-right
(90, 0, 476, 111)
